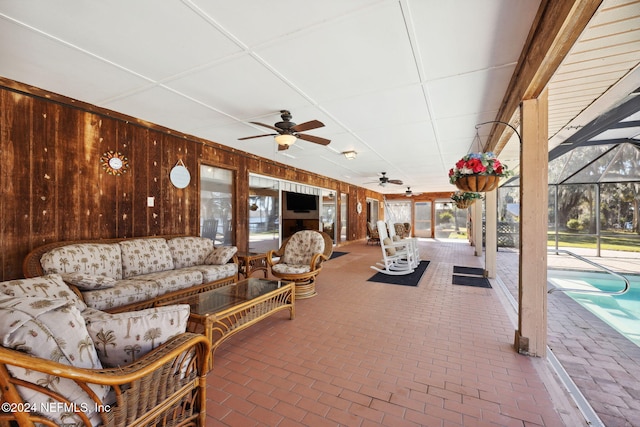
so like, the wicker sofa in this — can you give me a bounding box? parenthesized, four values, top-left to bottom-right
(0, 274, 210, 427)
(23, 236, 239, 313)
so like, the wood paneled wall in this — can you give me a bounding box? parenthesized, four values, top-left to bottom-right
(0, 77, 385, 281)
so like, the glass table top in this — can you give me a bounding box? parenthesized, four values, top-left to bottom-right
(182, 278, 286, 315)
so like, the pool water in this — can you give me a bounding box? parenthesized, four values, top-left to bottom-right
(547, 270, 640, 347)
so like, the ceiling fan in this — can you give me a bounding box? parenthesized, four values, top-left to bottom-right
(366, 172, 403, 187)
(405, 187, 422, 197)
(238, 110, 331, 150)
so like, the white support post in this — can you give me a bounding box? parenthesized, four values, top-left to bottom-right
(485, 189, 497, 278)
(473, 198, 483, 257)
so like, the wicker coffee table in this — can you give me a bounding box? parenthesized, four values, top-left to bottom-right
(167, 278, 294, 368)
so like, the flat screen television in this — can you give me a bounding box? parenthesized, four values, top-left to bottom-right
(286, 192, 318, 212)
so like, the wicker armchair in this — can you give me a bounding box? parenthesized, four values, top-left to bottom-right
(366, 222, 380, 245)
(0, 333, 210, 427)
(266, 230, 333, 299)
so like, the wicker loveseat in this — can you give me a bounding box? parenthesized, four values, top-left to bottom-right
(0, 274, 210, 427)
(23, 236, 239, 313)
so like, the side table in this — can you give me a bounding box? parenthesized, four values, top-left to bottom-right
(237, 252, 268, 278)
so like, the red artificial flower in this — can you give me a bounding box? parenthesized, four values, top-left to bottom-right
(448, 168, 454, 177)
(466, 158, 486, 173)
(455, 159, 465, 169)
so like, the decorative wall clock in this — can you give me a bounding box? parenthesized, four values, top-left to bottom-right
(100, 150, 129, 175)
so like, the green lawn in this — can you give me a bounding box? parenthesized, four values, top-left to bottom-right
(547, 231, 640, 252)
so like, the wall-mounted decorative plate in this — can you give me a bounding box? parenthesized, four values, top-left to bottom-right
(100, 150, 129, 175)
(170, 160, 190, 188)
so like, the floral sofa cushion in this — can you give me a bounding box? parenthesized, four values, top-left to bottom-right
(82, 305, 190, 368)
(204, 246, 238, 265)
(40, 243, 123, 280)
(181, 263, 238, 283)
(0, 274, 87, 311)
(0, 296, 110, 426)
(167, 237, 214, 269)
(131, 270, 204, 294)
(282, 230, 325, 266)
(119, 238, 175, 278)
(79, 269, 203, 311)
(81, 279, 162, 311)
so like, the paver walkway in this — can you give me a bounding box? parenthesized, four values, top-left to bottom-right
(206, 240, 578, 426)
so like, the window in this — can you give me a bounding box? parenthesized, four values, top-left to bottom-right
(200, 165, 234, 245)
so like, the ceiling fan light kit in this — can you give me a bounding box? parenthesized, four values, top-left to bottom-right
(239, 110, 330, 151)
(274, 134, 297, 146)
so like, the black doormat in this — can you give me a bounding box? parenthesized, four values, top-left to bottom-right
(329, 251, 348, 260)
(367, 261, 430, 286)
(452, 274, 491, 288)
(453, 266, 485, 276)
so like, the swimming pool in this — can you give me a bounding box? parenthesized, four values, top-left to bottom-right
(547, 269, 640, 347)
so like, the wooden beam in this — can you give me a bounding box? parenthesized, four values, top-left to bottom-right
(486, 0, 603, 154)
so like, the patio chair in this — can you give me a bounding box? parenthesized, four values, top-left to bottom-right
(371, 220, 415, 275)
(266, 230, 333, 299)
(367, 222, 380, 245)
(389, 221, 420, 266)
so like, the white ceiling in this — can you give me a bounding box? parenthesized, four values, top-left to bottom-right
(1, 0, 638, 194)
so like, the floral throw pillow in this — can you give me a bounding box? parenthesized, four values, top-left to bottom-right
(0, 296, 109, 426)
(82, 305, 190, 367)
(204, 246, 238, 265)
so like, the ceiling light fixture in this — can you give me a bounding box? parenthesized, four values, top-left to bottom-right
(342, 150, 357, 160)
(274, 134, 296, 146)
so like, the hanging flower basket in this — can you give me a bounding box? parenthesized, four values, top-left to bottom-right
(450, 191, 482, 209)
(454, 174, 500, 192)
(448, 152, 512, 192)
(454, 199, 474, 209)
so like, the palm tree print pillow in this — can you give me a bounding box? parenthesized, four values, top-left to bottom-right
(0, 296, 110, 426)
(82, 304, 190, 367)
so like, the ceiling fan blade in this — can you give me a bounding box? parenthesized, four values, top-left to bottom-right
(296, 133, 331, 145)
(388, 179, 403, 185)
(249, 121, 281, 132)
(238, 133, 277, 140)
(291, 120, 324, 133)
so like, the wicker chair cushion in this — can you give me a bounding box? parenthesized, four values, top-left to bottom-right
(272, 263, 312, 275)
(40, 243, 123, 280)
(83, 305, 190, 368)
(0, 274, 87, 311)
(60, 273, 117, 290)
(167, 237, 214, 269)
(0, 296, 110, 426)
(282, 230, 325, 266)
(205, 246, 238, 265)
(119, 238, 175, 279)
